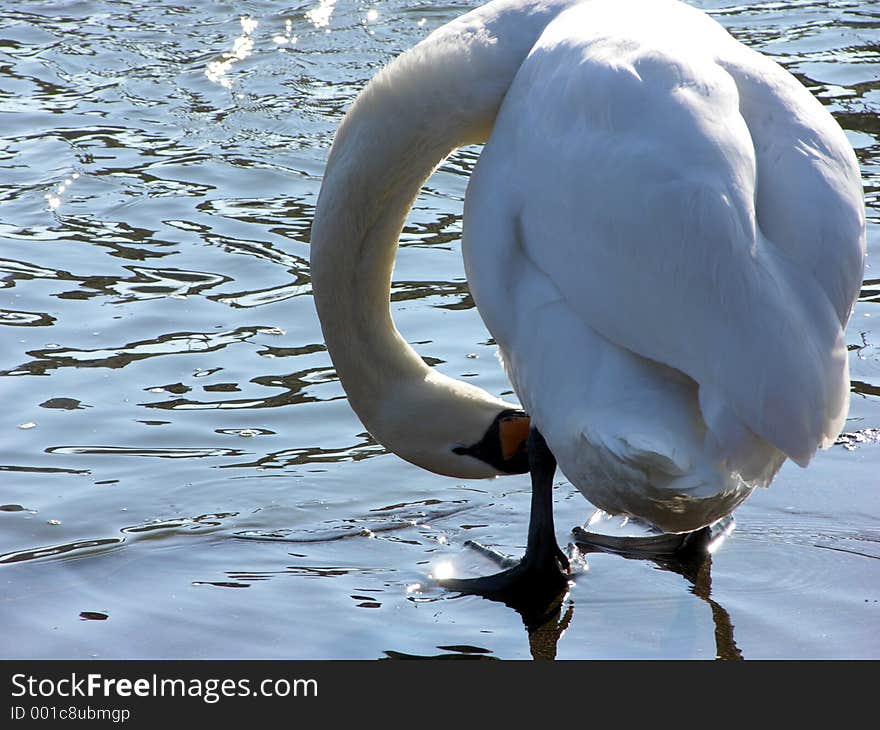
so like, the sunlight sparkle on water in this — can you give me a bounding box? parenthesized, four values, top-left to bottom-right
(45, 171, 81, 210)
(205, 16, 257, 88)
(307, 0, 336, 29)
(273, 18, 297, 46)
(430, 561, 455, 581)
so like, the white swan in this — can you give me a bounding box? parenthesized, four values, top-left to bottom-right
(310, 0, 865, 591)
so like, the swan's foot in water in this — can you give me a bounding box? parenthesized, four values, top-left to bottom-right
(438, 429, 571, 606)
(572, 513, 735, 561)
(457, 537, 570, 572)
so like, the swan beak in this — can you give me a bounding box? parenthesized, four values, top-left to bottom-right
(500, 412, 531, 461)
(453, 410, 531, 475)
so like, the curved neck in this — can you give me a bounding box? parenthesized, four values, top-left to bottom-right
(309, 0, 578, 476)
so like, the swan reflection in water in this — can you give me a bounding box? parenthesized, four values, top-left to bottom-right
(430, 517, 742, 661)
(571, 516, 742, 661)
(237, 500, 741, 660)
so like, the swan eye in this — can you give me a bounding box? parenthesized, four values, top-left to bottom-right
(452, 410, 531, 474)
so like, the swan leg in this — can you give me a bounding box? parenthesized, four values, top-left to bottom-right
(438, 428, 570, 601)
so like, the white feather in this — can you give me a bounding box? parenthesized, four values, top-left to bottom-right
(463, 0, 864, 531)
(312, 0, 865, 534)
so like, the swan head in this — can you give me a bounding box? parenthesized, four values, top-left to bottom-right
(363, 370, 531, 479)
(452, 408, 531, 475)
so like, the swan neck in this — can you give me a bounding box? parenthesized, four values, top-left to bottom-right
(309, 1, 576, 474)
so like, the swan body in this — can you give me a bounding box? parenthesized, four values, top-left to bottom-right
(310, 0, 865, 535)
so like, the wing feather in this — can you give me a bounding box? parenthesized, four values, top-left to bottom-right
(469, 4, 863, 466)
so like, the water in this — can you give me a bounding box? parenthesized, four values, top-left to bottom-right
(1, 0, 878, 660)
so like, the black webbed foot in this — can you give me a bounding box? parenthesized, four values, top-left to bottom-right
(438, 541, 570, 601)
(436, 428, 571, 625)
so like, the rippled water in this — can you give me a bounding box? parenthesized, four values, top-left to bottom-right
(1, 0, 878, 659)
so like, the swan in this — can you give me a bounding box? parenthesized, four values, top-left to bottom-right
(309, 0, 865, 595)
